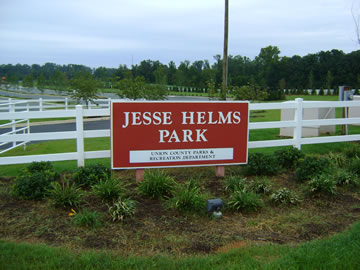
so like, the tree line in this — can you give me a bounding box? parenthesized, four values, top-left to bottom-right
(1, 46, 360, 100)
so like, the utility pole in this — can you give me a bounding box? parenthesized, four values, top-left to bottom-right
(221, 0, 229, 100)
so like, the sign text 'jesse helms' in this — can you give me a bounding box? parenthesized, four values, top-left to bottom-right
(121, 111, 242, 143)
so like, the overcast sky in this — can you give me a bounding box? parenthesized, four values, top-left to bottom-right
(0, 0, 358, 68)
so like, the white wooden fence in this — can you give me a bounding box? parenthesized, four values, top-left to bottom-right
(0, 97, 112, 112)
(1, 98, 360, 167)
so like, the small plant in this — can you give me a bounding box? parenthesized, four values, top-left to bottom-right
(108, 198, 136, 222)
(167, 184, 206, 214)
(274, 147, 304, 169)
(26, 161, 56, 173)
(224, 176, 247, 194)
(227, 190, 264, 212)
(270, 188, 299, 205)
(249, 177, 272, 194)
(328, 152, 346, 168)
(73, 164, 111, 187)
(71, 209, 102, 229)
(344, 145, 360, 159)
(305, 174, 337, 195)
(11, 170, 59, 200)
(47, 180, 84, 208)
(92, 176, 124, 202)
(138, 170, 175, 199)
(245, 153, 281, 176)
(334, 169, 359, 187)
(295, 156, 333, 182)
(346, 158, 360, 176)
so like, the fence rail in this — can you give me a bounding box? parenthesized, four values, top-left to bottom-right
(1, 98, 360, 167)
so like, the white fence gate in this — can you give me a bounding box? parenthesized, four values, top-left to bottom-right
(1, 98, 360, 167)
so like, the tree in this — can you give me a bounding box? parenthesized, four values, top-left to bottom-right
(308, 70, 314, 89)
(326, 71, 333, 90)
(232, 83, 268, 102)
(8, 74, 19, 89)
(207, 80, 217, 100)
(70, 71, 101, 108)
(116, 76, 167, 100)
(37, 73, 46, 93)
(153, 66, 167, 85)
(22, 74, 34, 88)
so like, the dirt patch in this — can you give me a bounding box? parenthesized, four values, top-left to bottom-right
(216, 240, 248, 253)
(1, 168, 360, 257)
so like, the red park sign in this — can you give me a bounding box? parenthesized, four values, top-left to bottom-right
(111, 101, 249, 169)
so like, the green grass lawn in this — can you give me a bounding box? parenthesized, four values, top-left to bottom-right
(1, 221, 360, 270)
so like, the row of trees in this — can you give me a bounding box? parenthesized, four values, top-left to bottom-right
(1, 46, 360, 100)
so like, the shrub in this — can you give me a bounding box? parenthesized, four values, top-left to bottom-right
(167, 184, 206, 214)
(328, 152, 346, 168)
(224, 176, 247, 194)
(245, 153, 281, 176)
(249, 177, 272, 194)
(47, 180, 84, 208)
(26, 161, 55, 173)
(92, 176, 124, 202)
(227, 190, 264, 212)
(334, 170, 359, 187)
(138, 170, 175, 199)
(71, 209, 102, 229)
(346, 158, 360, 176)
(274, 147, 304, 169)
(108, 198, 136, 222)
(270, 188, 299, 205)
(11, 170, 59, 200)
(295, 156, 333, 182)
(73, 164, 111, 187)
(305, 174, 337, 195)
(344, 145, 360, 159)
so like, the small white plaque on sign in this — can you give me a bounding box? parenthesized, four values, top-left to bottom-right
(129, 148, 234, 163)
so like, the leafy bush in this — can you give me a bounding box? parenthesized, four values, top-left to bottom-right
(295, 156, 333, 182)
(334, 170, 359, 187)
(71, 209, 102, 229)
(92, 176, 124, 202)
(11, 164, 59, 200)
(346, 158, 360, 176)
(73, 164, 111, 187)
(305, 174, 337, 195)
(108, 198, 136, 222)
(270, 188, 299, 205)
(227, 190, 264, 212)
(328, 152, 346, 168)
(274, 147, 304, 169)
(224, 176, 247, 194)
(245, 153, 281, 176)
(167, 184, 206, 214)
(47, 180, 84, 208)
(138, 170, 175, 199)
(26, 161, 55, 173)
(344, 145, 360, 159)
(249, 177, 272, 194)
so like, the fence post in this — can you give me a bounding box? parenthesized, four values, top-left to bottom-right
(8, 98, 11, 113)
(76, 105, 85, 167)
(10, 98, 16, 147)
(24, 103, 30, 151)
(39, 98, 43, 111)
(293, 98, 303, 149)
(65, 97, 68, 110)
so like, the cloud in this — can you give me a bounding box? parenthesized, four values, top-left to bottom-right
(0, 0, 358, 67)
